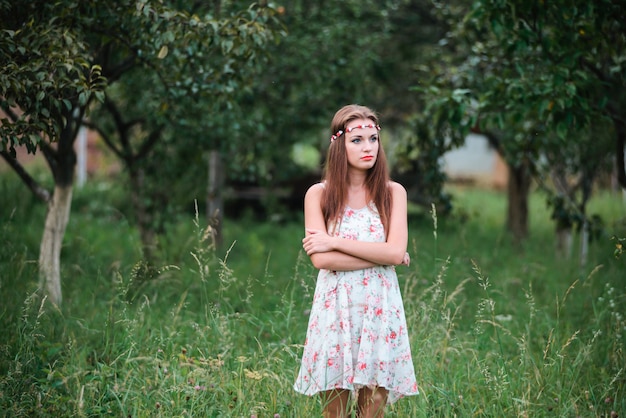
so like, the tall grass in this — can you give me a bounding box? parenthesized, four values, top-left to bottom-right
(0, 176, 624, 417)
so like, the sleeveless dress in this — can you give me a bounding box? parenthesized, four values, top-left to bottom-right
(294, 203, 418, 404)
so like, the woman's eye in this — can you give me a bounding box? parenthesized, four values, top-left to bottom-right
(370, 136, 378, 142)
(351, 138, 361, 143)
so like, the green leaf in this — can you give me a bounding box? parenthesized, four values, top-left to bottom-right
(94, 91, 105, 103)
(157, 45, 169, 59)
(221, 39, 233, 54)
(555, 121, 568, 139)
(78, 91, 88, 106)
(29, 133, 40, 147)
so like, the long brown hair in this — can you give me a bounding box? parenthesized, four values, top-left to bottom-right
(321, 104, 392, 234)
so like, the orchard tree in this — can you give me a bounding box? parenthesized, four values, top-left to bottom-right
(1, 1, 106, 306)
(0, 0, 278, 305)
(539, 121, 614, 262)
(84, 1, 280, 257)
(418, 0, 625, 244)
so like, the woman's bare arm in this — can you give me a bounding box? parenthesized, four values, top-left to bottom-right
(303, 183, 377, 271)
(303, 182, 408, 269)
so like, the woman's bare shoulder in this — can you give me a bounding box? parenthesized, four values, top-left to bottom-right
(305, 182, 325, 199)
(388, 181, 407, 195)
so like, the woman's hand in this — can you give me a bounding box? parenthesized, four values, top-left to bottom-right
(302, 228, 336, 255)
(401, 252, 410, 266)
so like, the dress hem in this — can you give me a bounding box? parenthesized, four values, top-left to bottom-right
(293, 383, 419, 405)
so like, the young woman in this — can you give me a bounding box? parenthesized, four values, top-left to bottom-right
(294, 105, 418, 418)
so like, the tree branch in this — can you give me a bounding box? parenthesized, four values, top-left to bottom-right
(39, 140, 59, 180)
(102, 97, 135, 159)
(82, 119, 124, 160)
(105, 54, 137, 84)
(477, 129, 504, 156)
(136, 129, 161, 161)
(0, 150, 51, 202)
(0, 103, 19, 122)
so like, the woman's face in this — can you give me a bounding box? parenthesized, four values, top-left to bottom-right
(343, 118, 380, 171)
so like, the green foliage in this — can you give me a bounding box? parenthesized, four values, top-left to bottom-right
(238, 0, 454, 188)
(412, 0, 626, 242)
(79, 0, 284, 246)
(2, 0, 285, 290)
(418, 0, 624, 174)
(0, 1, 106, 154)
(1, 176, 624, 416)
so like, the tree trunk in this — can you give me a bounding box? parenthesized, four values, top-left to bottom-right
(38, 184, 73, 306)
(479, 130, 532, 244)
(614, 114, 626, 188)
(578, 173, 594, 267)
(555, 226, 573, 259)
(506, 161, 532, 243)
(579, 220, 589, 267)
(129, 166, 156, 260)
(551, 170, 574, 259)
(206, 149, 223, 247)
(36, 107, 80, 306)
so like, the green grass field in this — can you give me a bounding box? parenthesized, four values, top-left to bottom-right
(0, 176, 624, 417)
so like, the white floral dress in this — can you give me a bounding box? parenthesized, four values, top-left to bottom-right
(294, 203, 418, 404)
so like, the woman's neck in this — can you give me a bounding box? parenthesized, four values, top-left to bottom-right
(347, 168, 367, 188)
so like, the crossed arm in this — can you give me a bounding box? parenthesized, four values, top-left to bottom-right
(302, 182, 410, 271)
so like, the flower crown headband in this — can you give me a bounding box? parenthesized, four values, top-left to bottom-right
(330, 124, 381, 143)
